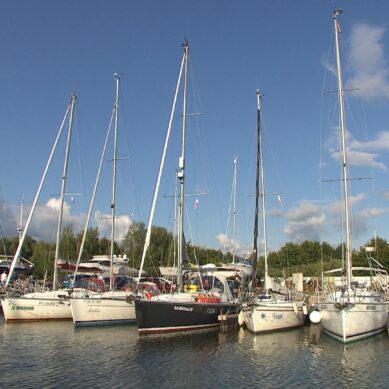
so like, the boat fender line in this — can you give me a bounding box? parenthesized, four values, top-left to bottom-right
(126, 295, 135, 303)
(303, 304, 308, 315)
(238, 310, 245, 326)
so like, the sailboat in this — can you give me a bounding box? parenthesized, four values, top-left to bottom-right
(241, 90, 306, 333)
(1, 94, 77, 321)
(135, 41, 239, 334)
(313, 9, 387, 343)
(70, 74, 136, 326)
(0, 199, 35, 278)
(221, 156, 253, 279)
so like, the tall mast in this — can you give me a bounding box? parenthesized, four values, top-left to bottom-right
(334, 9, 352, 287)
(252, 91, 262, 284)
(110, 73, 120, 290)
(17, 196, 24, 243)
(53, 93, 76, 290)
(173, 175, 178, 272)
(177, 40, 189, 290)
(137, 42, 186, 285)
(257, 91, 269, 291)
(232, 156, 238, 263)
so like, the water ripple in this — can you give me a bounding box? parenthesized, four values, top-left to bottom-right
(1, 316, 389, 388)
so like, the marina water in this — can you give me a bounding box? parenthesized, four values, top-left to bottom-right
(1, 316, 389, 388)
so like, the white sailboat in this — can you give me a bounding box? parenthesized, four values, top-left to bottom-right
(221, 156, 253, 279)
(135, 41, 239, 334)
(241, 91, 306, 333)
(70, 74, 136, 326)
(313, 9, 387, 343)
(1, 94, 77, 321)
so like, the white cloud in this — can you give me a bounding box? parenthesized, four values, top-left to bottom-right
(329, 147, 386, 170)
(324, 195, 383, 239)
(328, 193, 366, 215)
(1, 198, 132, 243)
(27, 198, 86, 241)
(351, 131, 389, 150)
(349, 207, 387, 238)
(381, 190, 389, 201)
(322, 24, 389, 172)
(268, 207, 283, 218)
(359, 207, 388, 218)
(94, 210, 131, 242)
(347, 23, 389, 100)
(285, 201, 322, 221)
(0, 199, 17, 237)
(284, 201, 326, 242)
(216, 232, 247, 258)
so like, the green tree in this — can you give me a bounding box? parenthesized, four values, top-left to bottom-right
(2, 235, 36, 259)
(31, 240, 54, 278)
(98, 237, 111, 255)
(76, 227, 100, 261)
(148, 226, 173, 267)
(122, 221, 146, 268)
(59, 225, 77, 260)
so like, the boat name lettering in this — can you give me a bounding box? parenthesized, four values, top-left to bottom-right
(272, 312, 284, 321)
(39, 301, 56, 306)
(260, 313, 268, 321)
(12, 306, 34, 311)
(366, 305, 376, 311)
(174, 306, 193, 312)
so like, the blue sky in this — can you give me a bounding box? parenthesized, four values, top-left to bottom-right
(1, 1, 389, 258)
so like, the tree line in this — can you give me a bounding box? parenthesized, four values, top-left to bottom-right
(1, 222, 388, 279)
(264, 237, 389, 278)
(0, 222, 232, 278)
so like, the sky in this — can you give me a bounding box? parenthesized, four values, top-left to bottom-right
(1, 0, 389, 259)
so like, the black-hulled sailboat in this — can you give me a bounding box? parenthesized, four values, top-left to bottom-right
(135, 41, 239, 334)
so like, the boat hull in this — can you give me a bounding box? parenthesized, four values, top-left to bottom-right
(135, 299, 239, 334)
(70, 297, 136, 326)
(316, 301, 387, 343)
(1, 296, 72, 321)
(242, 301, 305, 333)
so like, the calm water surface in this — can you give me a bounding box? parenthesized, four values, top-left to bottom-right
(1, 315, 388, 388)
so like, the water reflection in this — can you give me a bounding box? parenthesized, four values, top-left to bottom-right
(303, 324, 389, 388)
(1, 316, 389, 388)
(306, 323, 321, 345)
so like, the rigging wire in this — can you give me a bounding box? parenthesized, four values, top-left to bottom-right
(223, 164, 235, 257)
(114, 79, 142, 224)
(188, 57, 226, 249)
(73, 101, 87, 222)
(184, 204, 203, 291)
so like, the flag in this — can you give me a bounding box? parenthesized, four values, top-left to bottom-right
(277, 193, 283, 206)
(194, 197, 199, 210)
